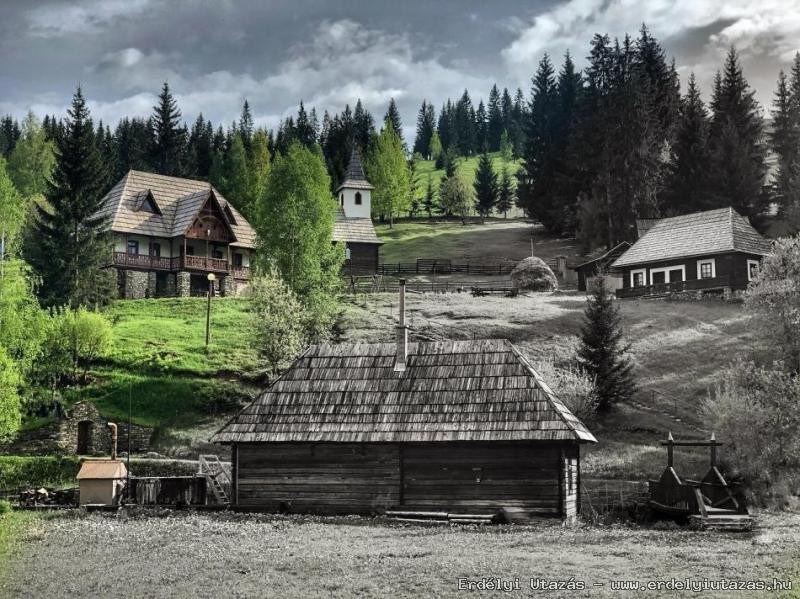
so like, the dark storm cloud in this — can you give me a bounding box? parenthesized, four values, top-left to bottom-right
(1, 0, 797, 136)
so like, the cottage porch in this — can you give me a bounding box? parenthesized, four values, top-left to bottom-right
(112, 251, 251, 280)
(616, 274, 732, 299)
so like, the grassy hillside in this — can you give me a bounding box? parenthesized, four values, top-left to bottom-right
(413, 151, 525, 218)
(376, 221, 579, 264)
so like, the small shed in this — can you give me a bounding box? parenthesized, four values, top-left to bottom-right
(77, 459, 128, 506)
(573, 242, 630, 292)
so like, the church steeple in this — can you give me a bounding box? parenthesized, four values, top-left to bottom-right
(336, 147, 373, 219)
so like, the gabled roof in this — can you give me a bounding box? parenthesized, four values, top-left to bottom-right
(77, 459, 127, 480)
(333, 207, 382, 245)
(212, 339, 597, 444)
(335, 148, 374, 192)
(96, 170, 256, 248)
(612, 207, 772, 269)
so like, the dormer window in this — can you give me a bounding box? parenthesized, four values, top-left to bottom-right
(355, 192, 362, 205)
(138, 190, 161, 214)
(224, 204, 238, 226)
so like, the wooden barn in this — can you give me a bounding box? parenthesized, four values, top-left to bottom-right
(212, 284, 596, 522)
(612, 207, 772, 298)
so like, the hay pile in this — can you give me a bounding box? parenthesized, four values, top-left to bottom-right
(510, 257, 558, 291)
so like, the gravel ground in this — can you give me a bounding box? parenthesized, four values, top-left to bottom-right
(1, 510, 799, 598)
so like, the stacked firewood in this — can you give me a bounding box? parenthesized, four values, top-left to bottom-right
(18, 487, 78, 507)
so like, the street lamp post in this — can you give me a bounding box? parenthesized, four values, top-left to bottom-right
(206, 273, 216, 347)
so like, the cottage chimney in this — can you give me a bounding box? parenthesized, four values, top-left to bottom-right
(394, 279, 408, 372)
(107, 422, 118, 461)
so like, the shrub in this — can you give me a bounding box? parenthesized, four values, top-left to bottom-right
(58, 307, 113, 381)
(510, 257, 558, 292)
(0, 499, 11, 514)
(534, 360, 598, 423)
(703, 360, 800, 499)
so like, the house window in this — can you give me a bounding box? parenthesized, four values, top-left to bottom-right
(186, 245, 195, 256)
(345, 247, 352, 260)
(631, 269, 646, 287)
(233, 253, 243, 267)
(150, 243, 161, 258)
(697, 258, 715, 280)
(747, 259, 759, 281)
(127, 240, 139, 255)
(212, 249, 224, 260)
(340, 193, 344, 207)
(355, 192, 362, 205)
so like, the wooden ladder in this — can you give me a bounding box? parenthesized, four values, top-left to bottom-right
(198, 454, 231, 507)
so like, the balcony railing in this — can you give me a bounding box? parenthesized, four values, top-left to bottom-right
(616, 275, 732, 299)
(112, 252, 250, 279)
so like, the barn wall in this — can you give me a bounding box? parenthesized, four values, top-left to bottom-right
(402, 442, 564, 516)
(345, 243, 379, 275)
(236, 443, 401, 514)
(236, 441, 580, 519)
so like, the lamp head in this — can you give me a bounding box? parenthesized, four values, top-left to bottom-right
(207, 273, 216, 282)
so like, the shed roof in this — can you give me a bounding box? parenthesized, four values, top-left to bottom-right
(95, 170, 256, 248)
(612, 207, 771, 268)
(212, 339, 597, 444)
(77, 460, 128, 480)
(333, 208, 382, 245)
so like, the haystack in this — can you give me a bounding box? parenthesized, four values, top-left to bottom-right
(510, 257, 558, 291)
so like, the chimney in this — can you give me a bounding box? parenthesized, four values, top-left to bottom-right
(394, 279, 408, 372)
(107, 422, 118, 461)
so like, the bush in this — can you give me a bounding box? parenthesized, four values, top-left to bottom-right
(534, 360, 598, 423)
(510, 257, 558, 292)
(703, 360, 800, 499)
(0, 455, 81, 491)
(0, 499, 11, 514)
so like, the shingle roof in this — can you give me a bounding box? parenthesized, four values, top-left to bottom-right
(335, 148, 374, 192)
(212, 339, 597, 444)
(575, 241, 631, 270)
(333, 208, 382, 244)
(96, 170, 256, 248)
(612, 207, 772, 268)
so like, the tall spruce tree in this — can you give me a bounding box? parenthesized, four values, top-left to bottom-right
(353, 100, 375, 154)
(473, 150, 497, 221)
(518, 55, 559, 231)
(454, 90, 476, 156)
(475, 100, 488, 152)
(487, 84, 504, 151)
(33, 87, 115, 307)
(496, 166, 514, 218)
(706, 47, 768, 220)
(663, 73, 711, 215)
(578, 280, 635, 411)
(413, 100, 436, 158)
(239, 100, 254, 151)
(384, 98, 404, 146)
(422, 174, 436, 218)
(150, 82, 186, 176)
(770, 56, 800, 222)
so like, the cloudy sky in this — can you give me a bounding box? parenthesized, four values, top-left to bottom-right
(1, 0, 798, 140)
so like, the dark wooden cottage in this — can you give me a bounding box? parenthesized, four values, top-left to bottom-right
(213, 285, 596, 522)
(574, 241, 631, 292)
(333, 149, 383, 275)
(612, 207, 772, 298)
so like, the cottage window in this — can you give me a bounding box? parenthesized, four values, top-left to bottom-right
(233, 253, 243, 267)
(186, 245, 195, 256)
(212, 249, 224, 260)
(697, 258, 715, 280)
(747, 259, 759, 281)
(345, 247, 351, 260)
(631, 269, 646, 287)
(340, 193, 344, 207)
(150, 243, 161, 258)
(355, 192, 362, 205)
(127, 240, 139, 255)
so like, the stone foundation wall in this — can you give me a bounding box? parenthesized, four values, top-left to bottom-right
(120, 269, 150, 299)
(53, 401, 153, 456)
(220, 275, 236, 297)
(176, 271, 191, 297)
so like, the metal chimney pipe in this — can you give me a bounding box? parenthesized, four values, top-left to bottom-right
(394, 279, 408, 372)
(107, 422, 118, 461)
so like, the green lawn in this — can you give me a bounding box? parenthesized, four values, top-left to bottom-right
(414, 151, 521, 195)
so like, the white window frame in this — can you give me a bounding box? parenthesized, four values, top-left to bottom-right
(345, 247, 352, 260)
(649, 264, 686, 285)
(630, 268, 647, 288)
(696, 258, 716, 280)
(747, 259, 759, 281)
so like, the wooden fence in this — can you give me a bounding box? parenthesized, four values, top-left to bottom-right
(377, 259, 517, 276)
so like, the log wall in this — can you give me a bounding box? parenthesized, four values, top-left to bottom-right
(235, 441, 580, 519)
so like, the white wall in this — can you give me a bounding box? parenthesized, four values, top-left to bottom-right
(339, 187, 371, 219)
(115, 234, 175, 257)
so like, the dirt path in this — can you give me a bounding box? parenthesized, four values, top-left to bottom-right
(2, 510, 798, 598)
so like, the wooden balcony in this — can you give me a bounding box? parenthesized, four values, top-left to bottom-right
(616, 275, 732, 299)
(112, 252, 250, 279)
